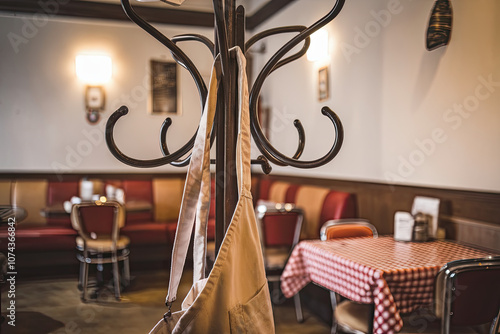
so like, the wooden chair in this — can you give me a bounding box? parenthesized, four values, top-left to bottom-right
(256, 200, 304, 323)
(320, 219, 378, 334)
(71, 201, 130, 301)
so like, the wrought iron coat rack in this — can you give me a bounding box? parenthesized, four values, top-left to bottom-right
(106, 0, 346, 256)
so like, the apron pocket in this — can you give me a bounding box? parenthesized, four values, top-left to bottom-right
(229, 283, 275, 334)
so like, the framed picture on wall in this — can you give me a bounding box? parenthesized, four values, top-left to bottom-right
(318, 66, 329, 102)
(150, 60, 181, 115)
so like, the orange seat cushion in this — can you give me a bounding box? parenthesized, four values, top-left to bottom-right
(326, 225, 373, 240)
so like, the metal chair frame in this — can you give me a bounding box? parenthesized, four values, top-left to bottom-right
(71, 201, 130, 302)
(320, 218, 378, 241)
(256, 201, 304, 323)
(320, 218, 378, 334)
(437, 256, 500, 334)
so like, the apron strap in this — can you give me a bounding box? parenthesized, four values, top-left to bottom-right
(234, 47, 252, 195)
(166, 58, 220, 304)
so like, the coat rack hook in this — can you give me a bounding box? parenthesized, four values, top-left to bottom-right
(248, 0, 346, 169)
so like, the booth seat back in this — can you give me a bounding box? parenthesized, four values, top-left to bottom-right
(46, 181, 79, 227)
(122, 180, 153, 224)
(262, 180, 357, 240)
(153, 178, 184, 223)
(259, 180, 293, 203)
(1, 179, 78, 227)
(0, 180, 12, 205)
(11, 180, 48, 226)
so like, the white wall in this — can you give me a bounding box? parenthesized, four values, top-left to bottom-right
(249, 0, 500, 193)
(1, 0, 499, 193)
(0, 14, 214, 174)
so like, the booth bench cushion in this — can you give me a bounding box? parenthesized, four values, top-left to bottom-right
(121, 222, 177, 246)
(258, 180, 357, 240)
(8, 226, 78, 252)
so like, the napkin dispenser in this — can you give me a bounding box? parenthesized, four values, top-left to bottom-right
(394, 211, 414, 241)
(394, 211, 431, 242)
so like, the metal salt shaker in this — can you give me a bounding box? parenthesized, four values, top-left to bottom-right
(413, 212, 429, 242)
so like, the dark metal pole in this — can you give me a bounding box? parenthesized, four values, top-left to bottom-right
(223, 0, 239, 235)
(236, 6, 245, 50)
(214, 4, 225, 256)
(215, 0, 239, 256)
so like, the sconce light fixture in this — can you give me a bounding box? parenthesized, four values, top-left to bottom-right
(75, 54, 112, 124)
(307, 29, 329, 62)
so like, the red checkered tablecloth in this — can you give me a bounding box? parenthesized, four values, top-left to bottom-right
(281, 236, 497, 333)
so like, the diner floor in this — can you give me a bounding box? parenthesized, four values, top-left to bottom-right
(0, 268, 330, 334)
(1, 268, 495, 334)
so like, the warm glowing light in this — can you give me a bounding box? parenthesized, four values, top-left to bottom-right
(100, 196, 107, 203)
(75, 54, 112, 84)
(307, 29, 329, 62)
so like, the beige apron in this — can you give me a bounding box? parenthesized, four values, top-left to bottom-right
(150, 47, 275, 334)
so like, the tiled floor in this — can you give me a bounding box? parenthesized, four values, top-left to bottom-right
(2, 269, 495, 333)
(0, 269, 330, 334)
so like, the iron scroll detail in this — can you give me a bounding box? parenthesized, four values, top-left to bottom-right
(105, 0, 345, 173)
(249, 0, 346, 168)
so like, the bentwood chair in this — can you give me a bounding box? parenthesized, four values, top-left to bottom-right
(320, 219, 378, 334)
(256, 200, 304, 323)
(71, 201, 130, 302)
(434, 256, 500, 334)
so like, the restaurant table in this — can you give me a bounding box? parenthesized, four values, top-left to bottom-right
(281, 236, 498, 334)
(0, 205, 27, 223)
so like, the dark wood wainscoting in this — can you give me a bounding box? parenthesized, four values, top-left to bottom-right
(258, 174, 500, 253)
(2, 172, 498, 251)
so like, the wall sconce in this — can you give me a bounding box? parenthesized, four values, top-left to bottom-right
(75, 54, 112, 124)
(307, 29, 329, 62)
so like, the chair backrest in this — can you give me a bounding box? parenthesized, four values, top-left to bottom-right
(256, 201, 303, 248)
(435, 256, 500, 333)
(71, 201, 125, 241)
(255, 201, 304, 274)
(320, 219, 378, 241)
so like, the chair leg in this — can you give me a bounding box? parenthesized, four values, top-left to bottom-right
(78, 260, 85, 291)
(330, 291, 338, 334)
(96, 254, 104, 287)
(122, 255, 130, 288)
(112, 251, 121, 301)
(294, 292, 304, 323)
(270, 281, 280, 304)
(81, 250, 89, 302)
(490, 310, 500, 334)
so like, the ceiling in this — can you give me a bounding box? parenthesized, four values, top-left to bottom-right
(81, 0, 218, 12)
(0, 0, 295, 29)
